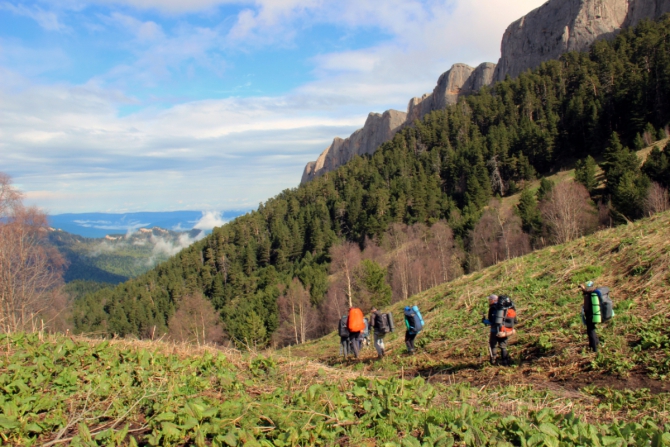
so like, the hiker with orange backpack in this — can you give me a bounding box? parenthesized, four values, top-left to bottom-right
(482, 294, 517, 366)
(347, 307, 366, 358)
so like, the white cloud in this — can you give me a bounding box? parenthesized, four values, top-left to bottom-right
(193, 211, 227, 231)
(150, 231, 205, 259)
(2, 0, 548, 214)
(1, 2, 69, 32)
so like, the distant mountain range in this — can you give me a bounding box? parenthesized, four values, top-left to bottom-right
(48, 210, 248, 239)
(49, 226, 212, 284)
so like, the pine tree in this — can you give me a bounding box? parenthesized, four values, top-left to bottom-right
(574, 156, 598, 193)
(516, 188, 543, 238)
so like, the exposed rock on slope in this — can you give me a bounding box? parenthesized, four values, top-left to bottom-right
(302, 63, 496, 183)
(301, 0, 670, 184)
(406, 62, 496, 124)
(493, 0, 670, 82)
(301, 110, 407, 183)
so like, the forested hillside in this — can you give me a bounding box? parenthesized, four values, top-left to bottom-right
(73, 17, 670, 346)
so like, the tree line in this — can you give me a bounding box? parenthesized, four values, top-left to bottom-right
(66, 16, 670, 347)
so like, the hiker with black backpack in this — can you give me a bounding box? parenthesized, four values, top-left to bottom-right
(369, 307, 394, 358)
(482, 294, 517, 366)
(338, 314, 350, 358)
(579, 281, 614, 353)
(404, 305, 424, 354)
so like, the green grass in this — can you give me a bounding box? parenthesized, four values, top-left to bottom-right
(1, 333, 669, 446)
(290, 210, 670, 385)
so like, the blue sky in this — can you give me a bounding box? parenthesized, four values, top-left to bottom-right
(1, 0, 545, 214)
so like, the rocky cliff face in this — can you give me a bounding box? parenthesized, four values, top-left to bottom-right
(301, 0, 670, 184)
(493, 0, 670, 82)
(301, 110, 407, 183)
(625, 0, 670, 26)
(405, 62, 496, 125)
(302, 62, 497, 184)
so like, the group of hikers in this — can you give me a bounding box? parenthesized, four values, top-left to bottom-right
(338, 281, 613, 365)
(338, 305, 424, 359)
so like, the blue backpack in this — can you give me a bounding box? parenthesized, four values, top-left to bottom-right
(404, 306, 424, 333)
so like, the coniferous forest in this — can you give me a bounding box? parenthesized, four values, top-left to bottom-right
(72, 16, 670, 346)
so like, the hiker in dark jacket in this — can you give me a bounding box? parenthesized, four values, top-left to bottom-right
(369, 307, 386, 358)
(339, 315, 350, 358)
(580, 281, 600, 352)
(482, 294, 510, 366)
(404, 306, 422, 354)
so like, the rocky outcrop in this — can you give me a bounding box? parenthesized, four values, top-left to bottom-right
(405, 62, 496, 125)
(493, 0, 670, 82)
(301, 110, 407, 183)
(461, 62, 497, 95)
(302, 62, 497, 184)
(302, 0, 670, 184)
(625, 0, 670, 26)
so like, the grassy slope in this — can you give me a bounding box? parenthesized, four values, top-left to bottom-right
(2, 333, 669, 446)
(290, 209, 670, 390)
(3, 215, 670, 445)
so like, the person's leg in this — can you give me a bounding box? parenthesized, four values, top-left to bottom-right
(498, 337, 509, 365)
(373, 332, 383, 357)
(586, 322, 599, 352)
(349, 332, 361, 358)
(405, 332, 412, 353)
(341, 337, 348, 357)
(488, 333, 497, 364)
(408, 333, 417, 353)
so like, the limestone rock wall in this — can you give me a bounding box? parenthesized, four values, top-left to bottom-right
(493, 0, 670, 82)
(301, 0, 670, 184)
(301, 110, 407, 183)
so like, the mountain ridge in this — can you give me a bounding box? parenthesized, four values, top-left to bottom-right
(301, 0, 670, 184)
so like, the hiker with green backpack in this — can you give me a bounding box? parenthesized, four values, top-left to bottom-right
(580, 281, 614, 353)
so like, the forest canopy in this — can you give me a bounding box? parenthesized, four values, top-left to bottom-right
(72, 16, 670, 346)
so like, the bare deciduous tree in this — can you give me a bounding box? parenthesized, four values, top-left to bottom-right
(471, 199, 531, 268)
(540, 182, 597, 244)
(644, 182, 670, 216)
(275, 278, 317, 346)
(168, 292, 225, 345)
(387, 221, 463, 302)
(329, 242, 361, 307)
(0, 174, 65, 333)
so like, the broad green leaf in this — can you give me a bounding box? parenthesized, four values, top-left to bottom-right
(154, 412, 176, 422)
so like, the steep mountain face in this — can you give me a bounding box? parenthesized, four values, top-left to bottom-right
(493, 0, 670, 82)
(405, 62, 496, 124)
(300, 0, 670, 184)
(302, 63, 495, 183)
(301, 109, 407, 183)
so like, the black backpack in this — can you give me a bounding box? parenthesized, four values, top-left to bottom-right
(375, 312, 392, 334)
(338, 315, 350, 337)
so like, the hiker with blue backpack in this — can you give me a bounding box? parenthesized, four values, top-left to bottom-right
(580, 281, 614, 352)
(404, 305, 424, 354)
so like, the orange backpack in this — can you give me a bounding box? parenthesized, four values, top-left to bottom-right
(498, 307, 517, 337)
(348, 308, 365, 332)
